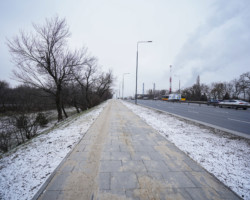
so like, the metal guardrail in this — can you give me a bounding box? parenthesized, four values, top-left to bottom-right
(131, 98, 250, 109)
(165, 100, 250, 109)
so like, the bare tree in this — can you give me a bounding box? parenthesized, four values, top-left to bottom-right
(0, 81, 10, 112)
(200, 83, 209, 96)
(7, 16, 87, 121)
(96, 70, 114, 99)
(74, 58, 99, 109)
(238, 72, 250, 100)
(160, 90, 167, 96)
(230, 79, 241, 99)
(65, 81, 82, 113)
(210, 82, 226, 99)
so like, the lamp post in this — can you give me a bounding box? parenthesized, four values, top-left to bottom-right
(122, 73, 130, 99)
(135, 41, 152, 104)
(118, 82, 121, 99)
(153, 82, 155, 99)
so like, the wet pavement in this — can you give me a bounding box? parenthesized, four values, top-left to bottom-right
(34, 100, 241, 200)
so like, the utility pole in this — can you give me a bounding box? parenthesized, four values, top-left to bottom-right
(119, 83, 121, 98)
(122, 73, 130, 99)
(153, 83, 155, 98)
(179, 78, 180, 94)
(169, 65, 172, 94)
(143, 83, 144, 96)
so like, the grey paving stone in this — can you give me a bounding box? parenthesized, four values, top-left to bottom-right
(57, 163, 74, 173)
(121, 160, 147, 172)
(154, 140, 176, 147)
(126, 189, 150, 200)
(162, 171, 196, 188)
(45, 172, 70, 190)
(184, 172, 241, 199)
(99, 160, 122, 172)
(70, 160, 92, 173)
(143, 160, 169, 172)
(84, 144, 105, 152)
(40, 190, 61, 200)
(119, 144, 134, 152)
(98, 173, 111, 190)
(66, 151, 88, 162)
(164, 158, 193, 172)
(136, 171, 164, 182)
(126, 186, 193, 200)
(184, 171, 220, 188)
(136, 174, 167, 190)
(151, 188, 192, 200)
(183, 157, 205, 172)
(131, 152, 151, 161)
(104, 144, 120, 152)
(215, 187, 242, 200)
(57, 190, 94, 200)
(111, 139, 122, 145)
(73, 144, 86, 152)
(148, 151, 165, 161)
(132, 140, 157, 146)
(110, 151, 132, 161)
(99, 189, 126, 197)
(154, 144, 187, 161)
(186, 188, 222, 200)
(134, 145, 156, 152)
(79, 139, 92, 145)
(100, 152, 111, 160)
(103, 139, 112, 145)
(111, 172, 138, 190)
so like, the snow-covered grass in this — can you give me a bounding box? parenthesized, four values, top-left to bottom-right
(122, 101, 250, 200)
(0, 101, 108, 200)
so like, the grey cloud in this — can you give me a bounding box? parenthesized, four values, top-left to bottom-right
(174, 0, 250, 87)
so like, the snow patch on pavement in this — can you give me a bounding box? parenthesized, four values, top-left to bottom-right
(0, 102, 107, 200)
(123, 101, 250, 200)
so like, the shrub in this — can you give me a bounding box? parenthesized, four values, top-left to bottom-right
(0, 131, 10, 152)
(35, 113, 48, 127)
(15, 114, 38, 140)
(16, 115, 28, 129)
(0, 121, 13, 152)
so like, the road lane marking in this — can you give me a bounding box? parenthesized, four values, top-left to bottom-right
(188, 110, 199, 114)
(216, 111, 229, 114)
(228, 118, 250, 124)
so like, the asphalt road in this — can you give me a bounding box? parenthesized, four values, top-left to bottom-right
(128, 100, 250, 136)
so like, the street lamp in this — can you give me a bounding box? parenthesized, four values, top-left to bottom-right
(153, 82, 155, 99)
(135, 41, 152, 104)
(122, 73, 130, 99)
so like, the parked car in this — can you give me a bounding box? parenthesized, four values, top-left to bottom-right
(218, 100, 249, 110)
(207, 99, 221, 106)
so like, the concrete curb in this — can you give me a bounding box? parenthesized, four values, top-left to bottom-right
(131, 101, 250, 140)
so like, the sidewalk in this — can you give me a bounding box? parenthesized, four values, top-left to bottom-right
(35, 100, 241, 200)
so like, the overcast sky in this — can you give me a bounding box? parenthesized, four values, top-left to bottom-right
(1, 0, 249, 97)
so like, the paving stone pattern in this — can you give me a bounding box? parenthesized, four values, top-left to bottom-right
(36, 100, 241, 200)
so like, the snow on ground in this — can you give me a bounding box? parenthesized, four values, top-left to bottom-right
(122, 101, 250, 200)
(0, 101, 108, 200)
